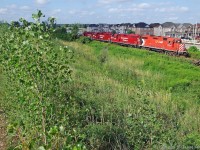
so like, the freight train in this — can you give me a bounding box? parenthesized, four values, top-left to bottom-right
(83, 32, 188, 56)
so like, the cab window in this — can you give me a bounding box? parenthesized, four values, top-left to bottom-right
(168, 41, 173, 45)
(176, 40, 181, 43)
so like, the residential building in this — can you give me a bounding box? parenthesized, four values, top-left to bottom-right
(134, 22, 153, 35)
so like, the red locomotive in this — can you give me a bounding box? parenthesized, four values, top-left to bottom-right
(83, 32, 93, 38)
(83, 32, 188, 55)
(111, 34, 140, 47)
(91, 32, 100, 40)
(141, 35, 186, 54)
(98, 32, 112, 41)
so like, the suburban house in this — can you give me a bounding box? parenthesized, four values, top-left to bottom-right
(87, 24, 99, 32)
(85, 22, 200, 40)
(153, 22, 195, 38)
(176, 23, 193, 37)
(98, 24, 110, 32)
(119, 23, 134, 33)
(153, 22, 176, 36)
(110, 24, 121, 33)
(134, 22, 153, 35)
(187, 23, 200, 38)
(164, 23, 195, 38)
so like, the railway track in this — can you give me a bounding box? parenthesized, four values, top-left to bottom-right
(183, 43, 200, 66)
(185, 43, 200, 49)
(109, 41, 200, 67)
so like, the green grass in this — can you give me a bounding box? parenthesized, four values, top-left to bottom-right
(62, 40, 200, 149)
(189, 51, 200, 60)
(188, 46, 200, 59)
(88, 41, 200, 103)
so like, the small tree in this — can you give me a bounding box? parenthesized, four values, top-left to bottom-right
(127, 29, 135, 34)
(111, 30, 116, 34)
(71, 24, 79, 40)
(12, 21, 20, 27)
(0, 10, 82, 149)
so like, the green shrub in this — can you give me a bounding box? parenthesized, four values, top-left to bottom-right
(187, 46, 200, 59)
(99, 47, 109, 63)
(77, 36, 92, 44)
(53, 24, 79, 41)
(0, 11, 85, 149)
(188, 46, 199, 52)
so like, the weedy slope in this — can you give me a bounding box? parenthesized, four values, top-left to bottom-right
(62, 40, 200, 149)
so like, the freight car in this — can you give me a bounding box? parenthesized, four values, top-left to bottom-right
(83, 32, 188, 56)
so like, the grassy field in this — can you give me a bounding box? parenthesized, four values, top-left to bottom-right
(62, 40, 200, 149)
(1, 19, 200, 148)
(3, 13, 200, 149)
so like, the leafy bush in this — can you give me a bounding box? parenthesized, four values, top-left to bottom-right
(187, 46, 200, 59)
(188, 46, 199, 52)
(127, 29, 135, 34)
(77, 36, 92, 44)
(53, 24, 79, 41)
(0, 11, 85, 149)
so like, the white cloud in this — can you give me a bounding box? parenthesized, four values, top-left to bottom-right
(35, 0, 49, 5)
(98, 0, 131, 4)
(69, 10, 95, 16)
(168, 17, 179, 21)
(7, 4, 17, 9)
(20, 6, 31, 10)
(155, 6, 189, 13)
(108, 3, 151, 13)
(52, 9, 61, 15)
(179, 7, 189, 12)
(138, 3, 150, 9)
(0, 8, 8, 14)
(108, 7, 141, 13)
(54, 9, 61, 13)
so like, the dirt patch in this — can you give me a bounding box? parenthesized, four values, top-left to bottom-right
(194, 60, 200, 66)
(0, 110, 7, 150)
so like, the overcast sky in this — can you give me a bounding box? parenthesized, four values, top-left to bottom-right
(0, 0, 199, 24)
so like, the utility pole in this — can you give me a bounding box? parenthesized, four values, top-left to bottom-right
(193, 23, 195, 44)
(195, 22, 197, 44)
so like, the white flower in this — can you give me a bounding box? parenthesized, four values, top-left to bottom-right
(59, 125, 65, 134)
(39, 35, 43, 39)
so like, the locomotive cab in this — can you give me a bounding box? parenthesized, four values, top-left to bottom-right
(167, 38, 174, 45)
(175, 39, 182, 43)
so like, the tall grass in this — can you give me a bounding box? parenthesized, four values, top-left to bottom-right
(188, 46, 200, 59)
(61, 40, 200, 149)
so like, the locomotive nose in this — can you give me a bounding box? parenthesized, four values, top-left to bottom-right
(179, 44, 186, 52)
